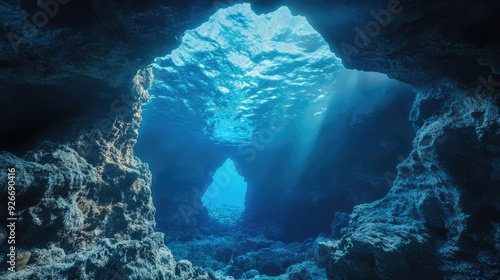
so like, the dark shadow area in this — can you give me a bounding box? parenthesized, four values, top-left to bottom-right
(0, 83, 102, 155)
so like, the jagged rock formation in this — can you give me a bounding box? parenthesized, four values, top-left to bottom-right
(0, 69, 207, 279)
(323, 85, 500, 279)
(326, 84, 500, 279)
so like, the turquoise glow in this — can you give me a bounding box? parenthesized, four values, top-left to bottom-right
(149, 3, 343, 145)
(202, 158, 247, 222)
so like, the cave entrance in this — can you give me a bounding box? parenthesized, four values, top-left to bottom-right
(202, 158, 247, 225)
(135, 2, 415, 279)
(137, 1, 345, 237)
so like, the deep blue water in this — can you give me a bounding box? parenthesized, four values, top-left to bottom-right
(142, 4, 342, 146)
(135, 3, 415, 278)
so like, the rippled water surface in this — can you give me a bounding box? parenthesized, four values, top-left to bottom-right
(143, 4, 343, 145)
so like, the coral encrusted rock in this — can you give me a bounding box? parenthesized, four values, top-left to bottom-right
(0, 69, 179, 279)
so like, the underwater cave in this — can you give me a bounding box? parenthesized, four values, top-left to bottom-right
(135, 3, 415, 278)
(1, 0, 500, 279)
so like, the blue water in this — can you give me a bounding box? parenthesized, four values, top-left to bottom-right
(143, 3, 343, 146)
(202, 158, 247, 223)
(135, 3, 415, 279)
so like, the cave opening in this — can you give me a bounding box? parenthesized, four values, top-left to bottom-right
(202, 158, 247, 224)
(135, 2, 415, 278)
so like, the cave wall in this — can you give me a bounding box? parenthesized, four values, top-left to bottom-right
(250, 0, 500, 277)
(0, 0, 221, 155)
(0, 69, 180, 279)
(0, 1, 223, 279)
(326, 83, 500, 279)
(1, 0, 499, 279)
(0, 0, 218, 89)
(0, 1, 225, 277)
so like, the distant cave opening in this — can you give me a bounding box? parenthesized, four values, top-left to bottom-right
(201, 158, 247, 225)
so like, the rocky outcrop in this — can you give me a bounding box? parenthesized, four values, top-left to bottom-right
(0, 69, 180, 279)
(325, 83, 500, 279)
